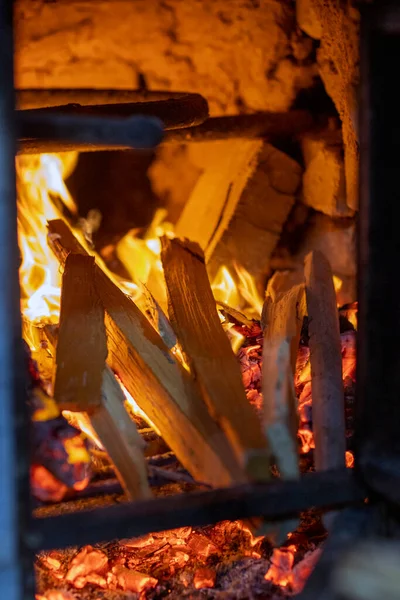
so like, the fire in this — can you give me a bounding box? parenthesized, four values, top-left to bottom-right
(265, 545, 296, 587)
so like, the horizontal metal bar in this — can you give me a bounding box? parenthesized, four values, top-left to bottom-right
(17, 92, 209, 131)
(17, 110, 319, 155)
(33, 469, 366, 551)
(18, 113, 163, 151)
(163, 110, 318, 143)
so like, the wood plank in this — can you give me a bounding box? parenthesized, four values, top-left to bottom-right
(47, 219, 247, 488)
(176, 140, 302, 282)
(54, 253, 106, 413)
(304, 250, 345, 471)
(261, 281, 307, 439)
(262, 336, 299, 480)
(161, 236, 270, 481)
(91, 367, 152, 500)
(52, 254, 151, 500)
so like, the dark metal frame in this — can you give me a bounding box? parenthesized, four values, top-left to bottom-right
(2, 0, 399, 597)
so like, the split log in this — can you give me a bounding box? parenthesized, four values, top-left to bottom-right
(47, 219, 247, 488)
(261, 281, 306, 543)
(261, 279, 307, 441)
(54, 254, 106, 413)
(262, 337, 299, 480)
(175, 140, 302, 282)
(304, 251, 345, 471)
(262, 278, 307, 377)
(91, 367, 152, 500)
(53, 252, 151, 500)
(161, 236, 270, 481)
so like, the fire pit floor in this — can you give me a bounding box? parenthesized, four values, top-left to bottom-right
(35, 504, 324, 600)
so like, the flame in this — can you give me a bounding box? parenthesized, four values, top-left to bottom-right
(62, 410, 104, 450)
(234, 262, 264, 317)
(212, 266, 242, 308)
(117, 377, 161, 436)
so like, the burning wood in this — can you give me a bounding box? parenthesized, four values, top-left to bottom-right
(47, 219, 248, 488)
(261, 280, 307, 471)
(27, 345, 92, 502)
(262, 337, 299, 479)
(54, 254, 106, 413)
(304, 251, 346, 471)
(161, 236, 270, 481)
(54, 252, 151, 500)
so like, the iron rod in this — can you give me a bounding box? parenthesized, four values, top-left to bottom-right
(0, 2, 34, 598)
(19, 113, 163, 151)
(17, 110, 319, 155)
(356, 0, 400, 503)
(33, 469, 366, 551)
(17, 92, 209, 131)
(163, 111, 318, 143)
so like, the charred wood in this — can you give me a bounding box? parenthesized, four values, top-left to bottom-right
(304, 251, 345, 472)
(18, 112, 163, 153)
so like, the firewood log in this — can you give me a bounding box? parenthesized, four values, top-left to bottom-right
(261, 282, 305, 544)
(54, 254, 106, 413)
(261, 281, 307, 439)
(304, 250, 345, 471)
(175, 140, 302, 282)
(91, 367, 152, 499)
(54, 252, 151, 500)
(161, 236, 270, 481)
(47, 219, 247, 488)
(262, 336, 299, 480)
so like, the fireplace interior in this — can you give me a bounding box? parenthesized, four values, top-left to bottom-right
(2, 1, 399, 599)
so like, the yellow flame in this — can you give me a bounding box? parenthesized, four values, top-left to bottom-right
(17, 153, 263, 446)
(234, 263, 264, 317)
(116, 377, 161, 436)
(211, 266, 242, 309)
(62, 410, 104, 450)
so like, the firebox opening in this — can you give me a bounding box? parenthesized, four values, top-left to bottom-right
(14, 1, 361, 599)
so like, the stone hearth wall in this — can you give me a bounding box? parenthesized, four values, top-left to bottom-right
(14, 0, 359, 215)
(14, 0, 317, 115)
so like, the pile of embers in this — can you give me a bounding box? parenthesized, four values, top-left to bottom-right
(34, 304, 357, 600)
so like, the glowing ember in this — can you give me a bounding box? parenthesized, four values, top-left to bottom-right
(193, 566, 216, 589)
(20, 151, 357, 599)
(36, 592, 76, 600)
(65, 546, 108, 588)
(112, 566, 158, 593)
(30, 465, 68, 503)
(346, 450, 355, 468)
(265, 545, 296, 587)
